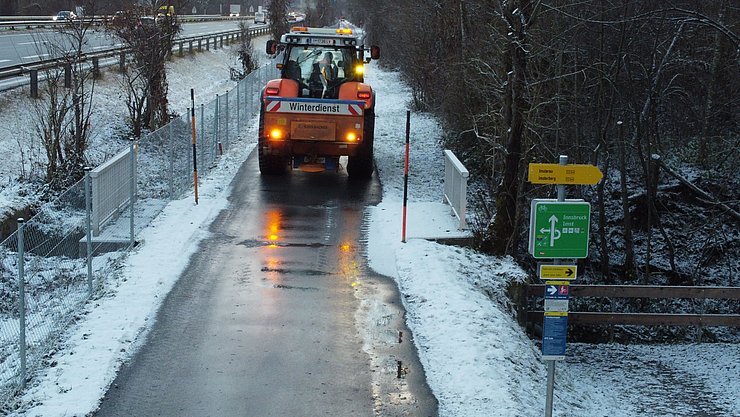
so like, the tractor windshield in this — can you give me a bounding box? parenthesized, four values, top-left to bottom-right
(283, 45, 359, 94)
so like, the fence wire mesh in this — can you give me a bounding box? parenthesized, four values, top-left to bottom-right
(0, 60, 277, 409)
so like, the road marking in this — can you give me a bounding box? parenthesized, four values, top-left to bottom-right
(0, 59, 11, 63)
(22, 53, 50, 59)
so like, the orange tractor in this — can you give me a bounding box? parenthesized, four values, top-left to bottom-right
(259, 27, 380, 178)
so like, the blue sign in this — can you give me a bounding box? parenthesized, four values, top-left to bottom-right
(542, 313, 568, 359)
(544, 284, 569, 300)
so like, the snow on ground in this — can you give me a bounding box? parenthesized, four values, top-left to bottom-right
(2, 31, 737, 417)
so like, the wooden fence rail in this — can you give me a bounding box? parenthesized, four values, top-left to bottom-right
(525, 285, 740, 327)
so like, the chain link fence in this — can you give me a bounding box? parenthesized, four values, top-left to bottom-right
(0, 61, 278, 410)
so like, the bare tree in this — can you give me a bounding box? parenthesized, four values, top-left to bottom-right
(483, 0, 536, 257)
(111, 6, 181, 136)
(30, 0, 100, 188)
(236, 20, 258, 77)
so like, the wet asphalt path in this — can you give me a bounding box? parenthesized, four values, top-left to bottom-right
(94, 153, 437, 416)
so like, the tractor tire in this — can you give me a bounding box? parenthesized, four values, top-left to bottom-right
(258, 103, 289, 175)
(347, 108, 375, 179)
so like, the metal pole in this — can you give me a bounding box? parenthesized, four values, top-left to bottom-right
(17, 218, 26, 389)
(130, 142, 136, 247)
(237, 81, 241, 132)
(402, 111, 410, 243)
(191, 89, 199, 205)
(225, 90, 230, 150)
(215, 94, 220, 154)
(557, 155, 567, 202)
(545, 361, 555, 417)
(545, 154, 568, 417)
(248, 74, 253, 118)
(84, 167, 92, 295)
(30, 69, 38, 98)
(200, 103, 206, 166)
(168, 122, 174, 198)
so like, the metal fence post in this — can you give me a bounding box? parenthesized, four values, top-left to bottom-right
(248, 72, 253, 118)
(92, 57, 100, 78)
(130, 142, 136, 248)
(168, 122, 174, 198)
(225, 90, 230, 150)
(17, 218, 26, 389)
(214, 94, 220, 154)
(84, 167, 92, 295)
(30, 69, 38, 98)
(236, 80, 241, 133)
(200, 103, 207, 165)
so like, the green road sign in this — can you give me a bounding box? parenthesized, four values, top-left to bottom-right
(529, 201, 591, 259)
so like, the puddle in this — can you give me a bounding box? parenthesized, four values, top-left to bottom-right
(273, 284, 319, 291)
(261, 267, 333, 276)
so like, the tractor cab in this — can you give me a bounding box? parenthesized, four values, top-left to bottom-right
(267, 27, 380, 99)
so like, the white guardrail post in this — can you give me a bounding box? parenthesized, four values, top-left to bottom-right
(443, 150, 469, 230)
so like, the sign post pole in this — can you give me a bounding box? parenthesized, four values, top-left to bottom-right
(545, 155, 567, 417)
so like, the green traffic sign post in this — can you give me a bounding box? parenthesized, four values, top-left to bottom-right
(528, 155, 602, 417)
(530, 201, 591, 259)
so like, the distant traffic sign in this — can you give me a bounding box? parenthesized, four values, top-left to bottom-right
(539, 264, 577, 280)
(528, 163, 603, 185)
(529, 200, 591, 259)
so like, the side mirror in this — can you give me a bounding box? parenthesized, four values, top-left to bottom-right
(370, 45, 380, 60)
(266, 40, 277, 55)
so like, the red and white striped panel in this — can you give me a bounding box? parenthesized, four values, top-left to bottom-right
(265, 100, 363, 116)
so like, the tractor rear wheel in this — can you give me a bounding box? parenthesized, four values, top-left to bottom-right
(347, 108, 375, 179)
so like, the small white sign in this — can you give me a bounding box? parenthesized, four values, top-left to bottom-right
(544, 299, 569, 312)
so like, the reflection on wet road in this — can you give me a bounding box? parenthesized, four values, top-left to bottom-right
(95, 154, 437, 416)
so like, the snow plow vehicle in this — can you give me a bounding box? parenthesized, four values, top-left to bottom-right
(259, 27, 380, 178)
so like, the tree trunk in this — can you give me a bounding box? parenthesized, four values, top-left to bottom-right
(698, 0, 726, 166)
(486, 1, 531, 256)
(617, 121, 635, 278)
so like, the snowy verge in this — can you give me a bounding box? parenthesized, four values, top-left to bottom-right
(14, 132, 257, 417)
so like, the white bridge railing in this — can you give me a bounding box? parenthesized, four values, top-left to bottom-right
(90, 146, 136, 236)
(443, 150, 469, 230)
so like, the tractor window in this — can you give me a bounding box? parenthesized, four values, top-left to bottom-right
(286, 46, 357, 87)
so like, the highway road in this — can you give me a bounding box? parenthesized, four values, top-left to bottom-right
(93, 154, 438, 416)
(0, 19, 256, 68)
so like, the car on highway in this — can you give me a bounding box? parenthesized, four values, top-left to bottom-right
(137, 16, 156, 28)
(254, 11, 266, 24)
(53, 10, 77, 21)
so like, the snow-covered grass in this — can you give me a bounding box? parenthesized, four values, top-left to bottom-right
(0, 30, 737, 417)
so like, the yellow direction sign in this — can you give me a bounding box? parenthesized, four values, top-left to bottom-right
(539, 265, 577, 280)
(528, 163, 603, 185)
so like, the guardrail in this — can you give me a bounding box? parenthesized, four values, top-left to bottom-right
(524, 284, 740, 327)
(0, 25, 271, 95)
(0, 15, 250, 28)
(443, 149, 469, 229)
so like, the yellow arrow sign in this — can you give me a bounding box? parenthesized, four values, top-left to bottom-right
(539, 265, 578, 280)
(528, 163, 603, 185)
